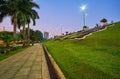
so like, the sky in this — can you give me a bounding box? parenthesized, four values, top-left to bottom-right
(0, 0, 120, 37)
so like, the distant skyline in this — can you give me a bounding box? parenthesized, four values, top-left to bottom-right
(0, 0, 120, 37)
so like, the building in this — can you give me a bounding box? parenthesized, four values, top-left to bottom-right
(44, 32, 49, 40)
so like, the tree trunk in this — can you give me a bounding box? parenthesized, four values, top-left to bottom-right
(28, 23, 30, 45)
(22, 25, 26, 47)
(5, 42, 9, 55)
(13, 17, 17, 48)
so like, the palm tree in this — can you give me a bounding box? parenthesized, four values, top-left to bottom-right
(25, 0, 39, 45)
(0, 0, 7, 22)
(26, 10, 39, 45)
(17, 13, 26, 47)
(0, 0, 24, 47)
(0, 0, 39, 47)
(17, 1, 39, 47)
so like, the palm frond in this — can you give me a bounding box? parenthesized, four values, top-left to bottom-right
(29, 1, 40, 9)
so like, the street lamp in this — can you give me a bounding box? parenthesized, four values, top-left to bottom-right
(80, 5, 87, 27)
(60, 24, 63, 35)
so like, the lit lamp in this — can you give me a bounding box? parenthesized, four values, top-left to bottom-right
(80, 5, 87, 27)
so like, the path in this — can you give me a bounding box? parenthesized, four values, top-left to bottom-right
(0, 44, 50, 79)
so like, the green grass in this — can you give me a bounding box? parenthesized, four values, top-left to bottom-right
(61, 31, 82, 39)
(44, 22, 120, 79)
(0, 46, 30, 61)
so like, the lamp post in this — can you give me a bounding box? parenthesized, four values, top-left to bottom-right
(60, 24, 63, 35)
(80, 5, 87, 27)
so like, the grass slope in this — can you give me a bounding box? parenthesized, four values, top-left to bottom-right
(61, 31, 82, 39)
(45, 22, 120, 79)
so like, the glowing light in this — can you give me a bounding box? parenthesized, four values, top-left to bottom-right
(80, 5, 87, 11)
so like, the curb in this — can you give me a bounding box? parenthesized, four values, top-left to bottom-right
(41, 44, 51, 79)
(42, 44, 66, 79)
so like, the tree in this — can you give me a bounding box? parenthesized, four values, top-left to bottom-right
(0, 0, 39, 47)
(34, 30, 44, 42)
(0, 0, 25, 47)
(17, 1, 39, 47)
(0, 31, 13, 54)
(100, 18, 108, 26)
(83, 26, 88, 28)
(29, 29, 44, 43)
(83, 25, 89, 31)
(26, 3, 39, 45)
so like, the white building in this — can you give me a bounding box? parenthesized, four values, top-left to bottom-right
(44, 32, 49, 39)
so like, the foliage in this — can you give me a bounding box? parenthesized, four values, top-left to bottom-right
(0, 0, 40, 47)
(20, 29, 44, 43)
(29, 29, 44, 42)
(100, 18, 107, 23)
(0, 31, 13, 48)
(0, 46, 30, 61)
(44, 22, 120, 79)
(0, 46, 5, 53)
(15, 33, 21, 41)
(0, 31, 21, 54)
(83, 25, 88, 28)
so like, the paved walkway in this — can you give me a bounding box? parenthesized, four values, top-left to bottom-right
(0, 44, 50, 79)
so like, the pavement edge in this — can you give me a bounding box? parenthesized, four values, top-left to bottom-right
(42, 44, 66, 79)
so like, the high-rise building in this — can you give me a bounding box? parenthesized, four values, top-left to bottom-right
(44, 32, 49, 39)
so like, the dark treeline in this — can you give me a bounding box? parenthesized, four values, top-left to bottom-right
(20, 28, 44, 43)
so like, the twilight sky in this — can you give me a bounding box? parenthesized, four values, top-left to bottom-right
(0, 0, 120, 37)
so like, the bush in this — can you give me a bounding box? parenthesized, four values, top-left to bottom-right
(0, 46, 5, 54)
(83, 26, 88, 28)
(0, 46, 22, 54)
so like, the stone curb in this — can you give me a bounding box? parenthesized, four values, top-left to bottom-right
(42, 45, 66, 79)
(41, 44, 51, 79)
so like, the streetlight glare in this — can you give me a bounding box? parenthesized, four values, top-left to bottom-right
(81, 5, 87, 11)
(80, 4, 87, 27)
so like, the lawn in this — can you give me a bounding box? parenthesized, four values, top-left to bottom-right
(61, 31, 82, 39)
(44, 22, 120, 79)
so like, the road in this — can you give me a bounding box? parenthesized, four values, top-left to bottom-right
(0, 44, 50, 79)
